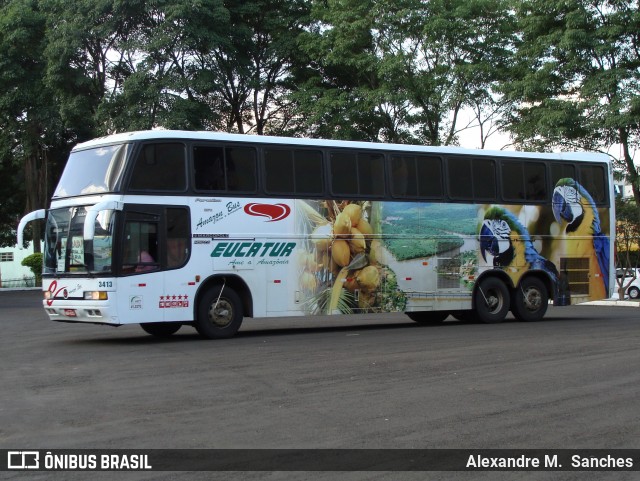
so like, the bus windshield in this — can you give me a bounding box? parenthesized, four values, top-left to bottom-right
(53, 144, 129, 198)
(44, 206, 116, 275)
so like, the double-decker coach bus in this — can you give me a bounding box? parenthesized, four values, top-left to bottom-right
(18, 130, 615, 339)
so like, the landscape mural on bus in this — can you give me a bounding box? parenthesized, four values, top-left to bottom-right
(294, 177, 610, 315)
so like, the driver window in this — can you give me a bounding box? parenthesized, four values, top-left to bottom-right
(122, 217, 159, 274)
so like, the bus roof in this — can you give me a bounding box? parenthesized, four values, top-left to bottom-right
(74, 130, 610, 163)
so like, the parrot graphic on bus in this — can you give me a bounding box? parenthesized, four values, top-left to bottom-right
(480, 206, 558, 286)
(551, 178, 609, 297)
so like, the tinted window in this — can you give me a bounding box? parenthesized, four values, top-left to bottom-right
(418, 156, 443, 197)
(448, 157, 473, 200)
(166, 208, 190, 269)
(226, 147, 257, 192)
(501, 161, 525, 201)
(391, 156, 414, 196)
(264, 149, 323, 195)
(192, 145, 257, 193)
(524, 162, 547, 201)
(193, 145, 225, 190)
(551, 162, 576, 188)
(358, 153, 385, 196)
(265, 149, 294, 193)
(330, 151, 384, 196)
(502, 160, 547, 202)
(473, 158, 497, 200)
(330, 152, 357, 195)
(446, 157, 497, 201)
(391, 155, 443, 198)
(579, 165, 607, 204)
(129, 143, 186, 191)
(294, 151, 323, 194)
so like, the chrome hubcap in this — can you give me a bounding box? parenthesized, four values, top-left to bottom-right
(485, 289, 503, 313)
(208, 299, 233, 327)
(523, 287, 541, 311)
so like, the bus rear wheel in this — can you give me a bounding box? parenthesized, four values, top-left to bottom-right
(474, 277, 510, 323)
(511, 277, 548, 322)
(406, 311, 449, 325)
(196, 285, 243, 339)
(141, 322, 182, 338)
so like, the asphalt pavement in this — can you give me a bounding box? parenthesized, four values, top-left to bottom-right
(1, 290, 639, 481)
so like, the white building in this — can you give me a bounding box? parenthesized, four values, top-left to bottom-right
(0, 242, 38, 288)
(614, 183, 635, 199)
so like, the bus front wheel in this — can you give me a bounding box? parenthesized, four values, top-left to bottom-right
(141, 322, 182, 338)
(196, 285, 243, 339)
(474, 277, 510, 323)
(511, 277, 548, 322)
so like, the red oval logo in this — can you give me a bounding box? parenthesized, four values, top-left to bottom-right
(244, 203, 291, 222)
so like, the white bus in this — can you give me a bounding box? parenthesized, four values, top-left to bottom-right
(18, 130, 615, 338)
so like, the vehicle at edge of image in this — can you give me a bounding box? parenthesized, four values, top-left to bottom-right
(614, 268, 640, 300)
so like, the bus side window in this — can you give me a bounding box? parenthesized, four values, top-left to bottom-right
(358, 153, 385, 197)
(391, 155, 413, 197)
(226, 147, 257, 192)
(417, 156, 443, 198)
(193, 146, 225, 191)
(579, 165, 606, 204)
(448, 157, 473, 200)
(501, 160, 525, 202)
(129, 143, 186, 191)
(524, 162, 547, 201)
(551, 162, 576, 187)
(166, 208, 190, 269)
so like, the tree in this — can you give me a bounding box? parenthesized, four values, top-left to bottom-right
(293, 0, 390, 141)
(42, 0, 148, 138)
(21, 252, 42, 286)
(293, 0, 515, 144)
(96, 0, 231, 132)
(191, 0, 311, 135)
(615, 196, 640, 298)
(0, 0, 69, 250)
(503, 0, 640, 219)
(376, 0, 515, 146)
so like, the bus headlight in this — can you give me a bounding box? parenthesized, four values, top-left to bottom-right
(84, 291, 108, 300)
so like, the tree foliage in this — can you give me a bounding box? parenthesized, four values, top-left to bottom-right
(0, 0, 70, 249)
(0, 0, 639, 247)
(21, 252, 42, 285)
(293, 0, 515, 144)
(503, 0, 640, 218)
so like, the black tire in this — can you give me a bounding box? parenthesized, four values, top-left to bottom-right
(140, 322, 182, 338)
(406, 311, 449, 325)
(511, 277, 548, 322)
(628, 286, 640, 300)
(474, 277, 510, 323)
(195, 285, 243, 339)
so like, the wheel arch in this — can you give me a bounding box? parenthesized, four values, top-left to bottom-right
(194, 274, 254, 320)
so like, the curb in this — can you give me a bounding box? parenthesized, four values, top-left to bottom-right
(581, 299, 639, 307)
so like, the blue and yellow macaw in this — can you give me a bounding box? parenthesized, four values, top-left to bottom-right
(552, 178, 610, 294)
(480, 207, 558, 286)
